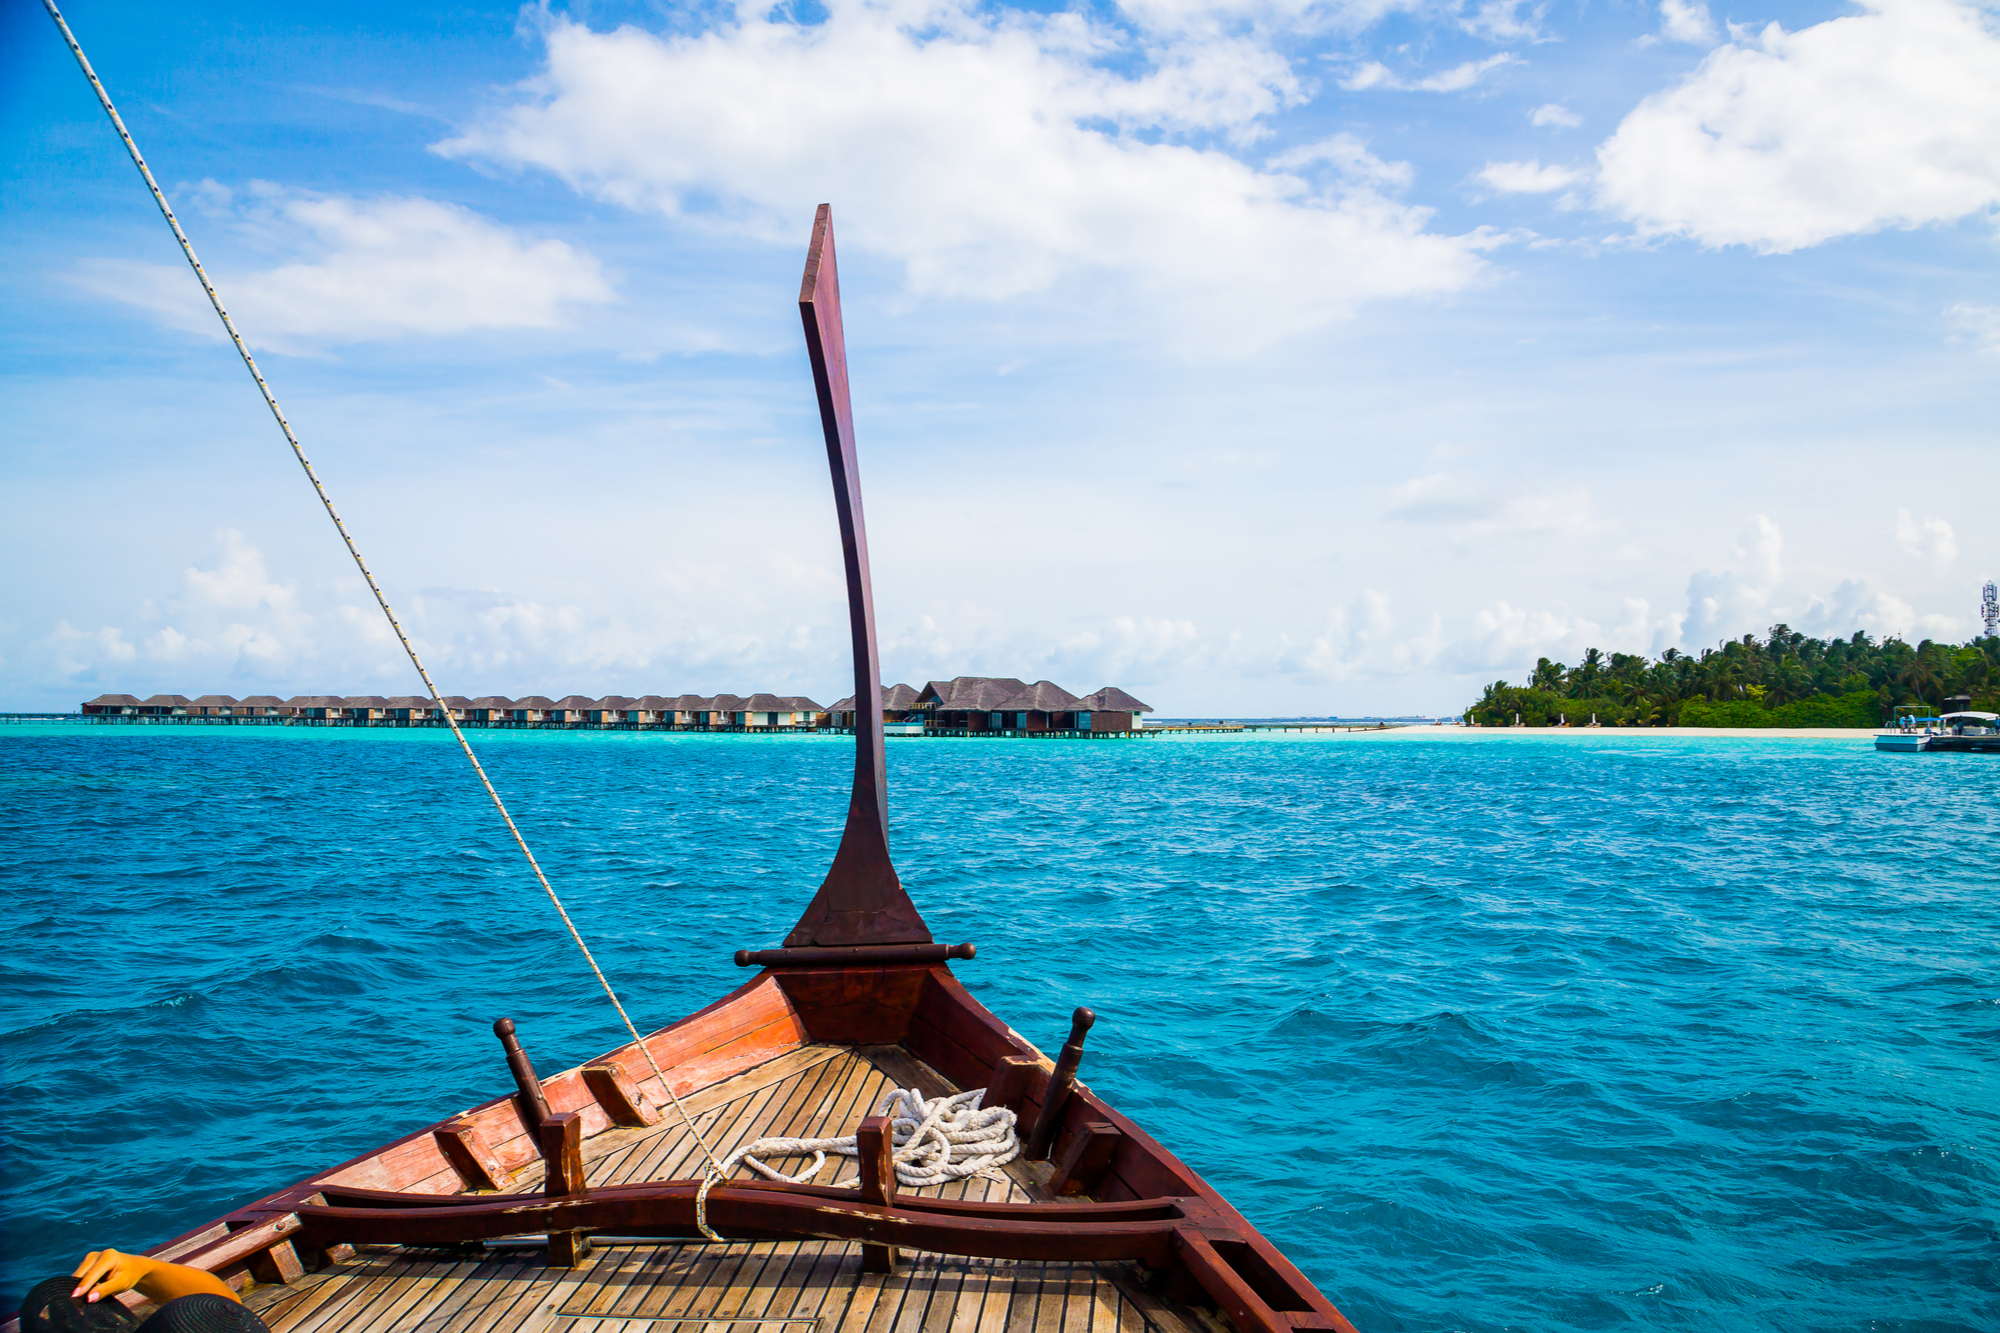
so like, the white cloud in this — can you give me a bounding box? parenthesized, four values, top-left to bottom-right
(1115, 0, 1425, 37)
(1341, 52, 1520, 91)
(1268, 133, 1416, 188)
(439, 4, 1490, 351)
(1461, 0, 1545, 41)
(46, 531, 319, 683)
(1477, 158, 1589, 192)
(1385, 472, 1604, 535)
(1793, 578, 1969, 641)
(1658, 0, 1718, 44)
(1947, 302, 2000, 355)
(1530, 103, 1581, 127)
(73, 188, 611, 347)
(1678, 514, 1784, 648)
(1894, 509, 1959, 570)
(1597, 0, 2000, 252)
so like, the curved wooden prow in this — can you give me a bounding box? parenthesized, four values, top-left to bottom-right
(783, 205, 933, 949)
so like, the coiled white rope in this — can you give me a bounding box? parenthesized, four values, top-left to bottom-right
(40, 0, 738, 1240)
(719, 1088, 1019, 1191)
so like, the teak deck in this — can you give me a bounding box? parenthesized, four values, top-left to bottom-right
(232, 1045, 1214, 1333)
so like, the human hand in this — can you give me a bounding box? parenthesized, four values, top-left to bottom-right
(71, 1249, 155, 1303)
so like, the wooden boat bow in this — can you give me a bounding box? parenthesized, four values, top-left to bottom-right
(49, 208, 1360, 1333)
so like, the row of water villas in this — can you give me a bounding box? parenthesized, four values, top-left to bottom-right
(80, 677, 1156, 735)
(82, 693, 826, 728)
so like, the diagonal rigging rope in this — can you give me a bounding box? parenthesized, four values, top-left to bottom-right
(41, 0, 736, 1239)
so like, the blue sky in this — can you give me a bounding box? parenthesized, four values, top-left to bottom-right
(3, 0, 1995, 714)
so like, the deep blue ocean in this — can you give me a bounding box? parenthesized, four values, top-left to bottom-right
(1, 726, 1994, 1331)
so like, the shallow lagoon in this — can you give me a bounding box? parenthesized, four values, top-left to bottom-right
(1, 726, 1994, 1331)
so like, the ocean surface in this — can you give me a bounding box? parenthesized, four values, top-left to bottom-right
(1, 725, 1993, 1332)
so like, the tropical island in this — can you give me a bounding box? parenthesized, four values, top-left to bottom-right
(1465, 627, 2000, 728)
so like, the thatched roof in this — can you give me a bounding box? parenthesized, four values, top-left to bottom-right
(596, 695, 635, 709)
(671, 694, 711, 711)
(140, 694, 191, 707)
(919, 677, 1029, 711)
(783, 696, 825, 712)
(633, 695, 676, 710)
(829, 683, 918, 713)
(709, 694, 748, 711)
(469, 696, 516, 709)
(86, 694, 141, 706)
(741, 693, 788, 711)
(344, 696, 392, 708)
(552, 695, 599, 710)
(513, 696, 559, 709)
(1078, 686, 1152, 713)
(239, 695, 285, 707)
(987, 680, 1082, 713)
(188, 695, 239, 707)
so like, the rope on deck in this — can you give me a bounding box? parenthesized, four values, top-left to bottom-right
(41, 0, 736, 1240)
(728, 1087, 1021, 1187)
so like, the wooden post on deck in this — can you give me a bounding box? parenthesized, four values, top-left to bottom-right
(856, 1115, 898, 1274)
(541, 1111, 587, 1267)
(1027, 1008, 1095, 1161)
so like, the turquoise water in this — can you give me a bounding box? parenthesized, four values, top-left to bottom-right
(1, 726, 1994, 1331)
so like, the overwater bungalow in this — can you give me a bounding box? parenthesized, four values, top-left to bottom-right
(739, 692, 824, 728)
(828, 676, 1152, 733)
(550, 694, 599, 724)
(623, 694, 671, 724)
(80, 694, 141, 715)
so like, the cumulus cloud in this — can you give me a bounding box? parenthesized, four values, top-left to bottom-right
(1597, 0, 2000, 252)
(72, 187, 611, 348)
(1529, 103, 1581, 127)
(1341, 52, 1520, 91)
(1658, 0, 1718, 44)
(439, 3, 1492, 351)
(1794, 578, 1965, 640)
(1893, 509, 1959, 570)
(46, 530, 316, 683)
(1677, 514, 1785, 648)
(1477, 158, 1588, 192)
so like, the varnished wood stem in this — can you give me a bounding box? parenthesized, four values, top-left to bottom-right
(1027, 1008, 1096, 1161)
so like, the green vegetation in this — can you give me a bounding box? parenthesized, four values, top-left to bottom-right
(1465, 628, 2000, 728)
